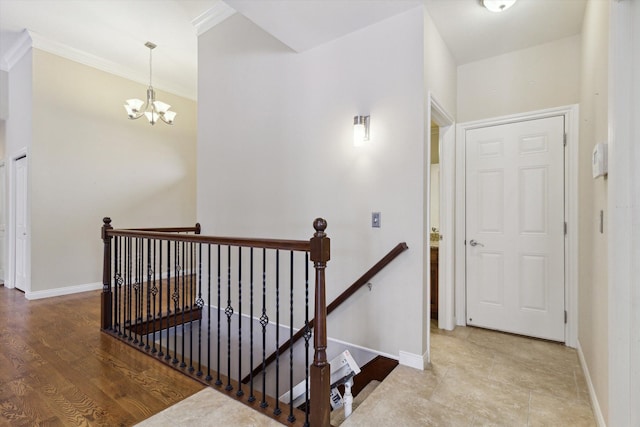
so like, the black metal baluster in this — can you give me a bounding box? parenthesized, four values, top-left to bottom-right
(248, 247, 255, 403)
(189, 241, 195, 373)
(259, 248, 268, 409)
(129, 238, 140, 344)
(216, 244, 222, 386)
(303, 253, 311, 427)
(126, 237, 132, 341)
(115, 236, 122, 336)
(158, 240, 164, 358)
(288, 251, 295, 422)
(237, 246, 243, 397)
(165, 240, 172, 361)
(145, 238, 152, 350)
(274, 249, 281, 416)
(151, 239, 158, 354)
(136, 238, 144, 346)
(180, 241, 186, 368)
(196, 242, 204, 376)
(173, 241, 180, 365)
(206, 244, 213, 381)
(122, 237, 127, 339)
(225, 245, 233, 391)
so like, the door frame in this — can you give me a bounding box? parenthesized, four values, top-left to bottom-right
(8, 149, 29, 293)
(426, 92, 456, 335)
(454, 105, 579, 347)
(0, 161, 5, 283)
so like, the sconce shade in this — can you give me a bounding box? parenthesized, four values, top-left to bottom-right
(353, 115, 370, 146)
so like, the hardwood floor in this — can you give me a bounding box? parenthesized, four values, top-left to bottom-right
(0, 287, 204, 426)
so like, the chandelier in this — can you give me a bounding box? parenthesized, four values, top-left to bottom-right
(124, 42, 176, 125)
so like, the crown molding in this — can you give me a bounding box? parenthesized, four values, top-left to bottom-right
(0, 29, 33, 71)
(1, 29, 195, 100)
(192, 2, 236, 36)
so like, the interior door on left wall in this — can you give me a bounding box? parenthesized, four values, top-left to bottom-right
(14, 156, 27, 291)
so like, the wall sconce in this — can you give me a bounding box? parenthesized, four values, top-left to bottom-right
(353, 115, 370, 146)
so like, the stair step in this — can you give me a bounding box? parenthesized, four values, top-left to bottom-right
(330, 380, 381, 426)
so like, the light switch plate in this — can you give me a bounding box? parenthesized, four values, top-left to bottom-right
(372, 212, 381, 228)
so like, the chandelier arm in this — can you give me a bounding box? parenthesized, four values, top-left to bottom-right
(128, 112, 146, 120)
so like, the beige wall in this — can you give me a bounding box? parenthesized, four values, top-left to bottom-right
(578, 0, 609, 421)
(28, 49, 197, 293)
(457, 35, 582, 123)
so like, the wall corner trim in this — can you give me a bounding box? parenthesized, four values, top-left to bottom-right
(1, 29, 32, 71)
(577, 340, 607, 427)
(25, 282, 102, 301)
(399, 350, 428, 370)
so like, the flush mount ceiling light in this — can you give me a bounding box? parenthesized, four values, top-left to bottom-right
(124, 42, 176, 125)
(482, 0, 517, 12)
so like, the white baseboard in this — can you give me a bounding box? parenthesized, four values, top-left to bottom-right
(398, 350, 428, 370)
(576, 340, 607, 427)
(327, 335, 399, 362)
(25, 281, 102, 300)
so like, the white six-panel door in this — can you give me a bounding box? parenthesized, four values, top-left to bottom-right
(15, 156, 28, 291)
(465, 116, 565, 341)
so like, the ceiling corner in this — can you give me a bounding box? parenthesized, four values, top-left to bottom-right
(192, 2, 237, 36)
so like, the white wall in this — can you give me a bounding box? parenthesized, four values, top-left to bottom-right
(5, 50, 32, 292)
(424, 11, 457, 118)
(198, 8, 429, 359)
(577, 0, 609, 422)
(0, 70, 8, 120)
(457, 35, 582, 123)
(608, 1, 640, 424)
(578, 0, 609, 420)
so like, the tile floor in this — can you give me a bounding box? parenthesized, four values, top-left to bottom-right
(138, 323, 597, 426)
(343, 323, 596, 426)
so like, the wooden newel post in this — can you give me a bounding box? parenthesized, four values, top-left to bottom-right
(309, 218, 330, 426)
(101, 217, 113, 330)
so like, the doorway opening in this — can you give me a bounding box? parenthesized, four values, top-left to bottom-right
(426, 93, 455, 340)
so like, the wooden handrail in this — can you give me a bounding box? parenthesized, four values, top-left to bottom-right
(125, 223, 201, 234)
(105, 228, 311, 251)
(241, 241, 409, 385)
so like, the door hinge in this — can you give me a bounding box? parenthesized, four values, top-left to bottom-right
(564, 310, 568, 324)
(564, 222, 567, 235)
(563, 133, 567, 146)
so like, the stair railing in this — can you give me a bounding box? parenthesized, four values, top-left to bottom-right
(101, 217, 332, 426)
(241, 242, 408, 384)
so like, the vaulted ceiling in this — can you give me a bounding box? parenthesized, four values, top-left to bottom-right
(0, 0, 587, 101)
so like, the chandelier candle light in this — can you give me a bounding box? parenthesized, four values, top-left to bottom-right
(124, 42, 176, 125)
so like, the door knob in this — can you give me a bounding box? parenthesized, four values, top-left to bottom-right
(469, 239, 484, 247)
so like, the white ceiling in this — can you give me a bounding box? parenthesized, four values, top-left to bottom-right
(424, 0, 587, 64)
(0, 0, 587, 101)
